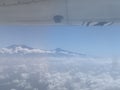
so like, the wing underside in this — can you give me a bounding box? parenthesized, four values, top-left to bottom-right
(0, 0, 119, 26)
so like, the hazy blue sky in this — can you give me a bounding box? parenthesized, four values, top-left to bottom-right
(0, 26, 119, 57)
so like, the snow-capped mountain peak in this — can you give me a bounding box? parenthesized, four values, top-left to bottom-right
(0, 45, 50, 54)
(6, 44, 33, 50)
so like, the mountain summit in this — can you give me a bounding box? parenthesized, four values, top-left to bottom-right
(6, 44, 33, 50)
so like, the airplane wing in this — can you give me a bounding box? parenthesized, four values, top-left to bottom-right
(0, 0, 119, 26)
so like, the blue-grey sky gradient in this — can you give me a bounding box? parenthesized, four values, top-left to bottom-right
(0, 26, 119, 57)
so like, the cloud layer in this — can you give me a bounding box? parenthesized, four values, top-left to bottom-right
(0, 57, 120, 90)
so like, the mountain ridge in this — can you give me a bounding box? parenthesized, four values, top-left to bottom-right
(0, 45, 86, 57)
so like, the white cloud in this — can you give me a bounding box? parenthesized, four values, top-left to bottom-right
(10, 89, 16, 90)
(0, 47, 53, 54)
(21, 73, 29, 79)
(0, 75, 5, 80)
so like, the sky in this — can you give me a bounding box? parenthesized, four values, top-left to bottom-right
(0, 26, 120, 57)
